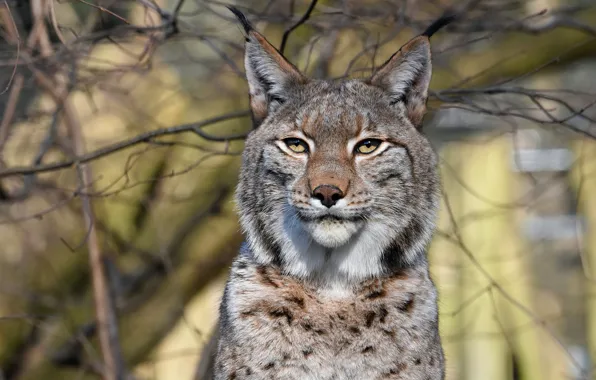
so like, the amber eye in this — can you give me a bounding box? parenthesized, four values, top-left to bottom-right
(355, 139, 382, 154)
(283, 138, 309, 153)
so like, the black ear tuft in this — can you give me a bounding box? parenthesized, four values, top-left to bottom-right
(422, 13, 457, 38)
(230, 5, 306, 127)
(368, 37, 432, 128)
(227, 6, 253, 35)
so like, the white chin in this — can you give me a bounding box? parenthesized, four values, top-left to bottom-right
(304, 219, 362, 248)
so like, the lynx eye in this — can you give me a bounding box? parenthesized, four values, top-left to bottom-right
(283, 138, 309, 153)
(355, 139, 382, 154)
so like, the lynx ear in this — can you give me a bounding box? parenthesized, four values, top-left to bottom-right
(369, 36, 432, 128)
(229, 7, 307, 126)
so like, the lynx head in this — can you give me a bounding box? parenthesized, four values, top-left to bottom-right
(232, 8, 440, 287)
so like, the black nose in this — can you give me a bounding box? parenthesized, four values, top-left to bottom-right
(312, 185, 344, 208)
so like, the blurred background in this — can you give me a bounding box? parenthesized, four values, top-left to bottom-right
(0, 0, 595, 379)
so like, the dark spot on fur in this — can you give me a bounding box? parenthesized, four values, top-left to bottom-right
(414, 358, 422, 365)
(286, 295, 305, 309)
(257, 266, 280, 288)
(381, 218, 425, 271)
(302, 348, 313, 357)
(365, 310, 376, 327)
(236, 366, 252, 376)
(394, 269, 410, 281)
(379, 305, 388, 323)
(362, 345, 375, 353)
(389, 362, 408, 375)
(397, 294, 415, 314)
(349, 326, 361, 335)
(282, 353, 290, 360)
(430, 356, 435, 366)
(337, 311, 346, 320)
(383, 328, 396, 338)
(229, 372, 237, 380)
(365, 287, 386, 300)
(263, 362, 275, 370)
(268, 306, 293, 324)
(237, 260, 247, 270)
(301, 321, 312, 331)
(263, 362, 275, 371)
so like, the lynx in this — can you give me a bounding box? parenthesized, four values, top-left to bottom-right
(211, 7, 450, 380)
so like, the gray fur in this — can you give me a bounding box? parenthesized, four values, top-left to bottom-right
(213, 9, 444, 380)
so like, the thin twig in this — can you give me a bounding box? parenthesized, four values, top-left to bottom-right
(63, 75, 126, 380)
(49, 0, 69, 46)
(172, 0, 186, 17)
(279, 0, 318, 55)
(0, 0, 21, 95)
(0, 74, 23, 153)
(76, 0, 131, 25)
(29, 0, 53, 57)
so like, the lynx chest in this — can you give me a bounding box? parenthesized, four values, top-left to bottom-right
(215, 258, 444, 380)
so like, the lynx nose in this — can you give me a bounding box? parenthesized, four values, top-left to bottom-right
(312, 185, 344, 208)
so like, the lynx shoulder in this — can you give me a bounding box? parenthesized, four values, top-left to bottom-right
(212, 7, 450, 380)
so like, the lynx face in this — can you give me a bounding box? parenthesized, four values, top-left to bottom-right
(251, 82, 433, 251)
(234, 13, 439, 287)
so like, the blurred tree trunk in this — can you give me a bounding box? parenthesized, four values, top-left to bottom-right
(499, 152, 557, 380)
(570, 140, 596, 379)
(429, 144, 464, 380)
(458, 138, 511, 380)
(501, 69, 571, 380)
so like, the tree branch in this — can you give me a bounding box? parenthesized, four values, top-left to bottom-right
(0, 110, 250, 179)
(65, 77, 126, 380)
(279, 0, 318, 55)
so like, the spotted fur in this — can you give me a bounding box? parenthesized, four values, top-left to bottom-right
(213, 7, 446, 380)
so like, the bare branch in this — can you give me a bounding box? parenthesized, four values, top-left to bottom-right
(0, 74, 23, 153)
(279, 0, 318, 55)
(0, 110, 250, 179)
